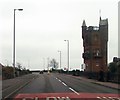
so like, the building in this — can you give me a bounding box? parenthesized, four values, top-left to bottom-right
(0, 63, 3, 75)
(0, 63, 4, 80)
(82, 17, 108, 73)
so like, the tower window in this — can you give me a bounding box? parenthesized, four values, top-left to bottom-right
(96, 50, 100, 56)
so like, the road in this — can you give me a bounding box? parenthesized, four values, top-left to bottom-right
(2, 74, 39, 99)
(14, 73, 72, 94)
(2, 72, 119, 99)
(13, 73, 118, 97)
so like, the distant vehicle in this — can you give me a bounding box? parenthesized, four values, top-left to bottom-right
(72, 70, 80, 76)
(39, 71, 43, 74)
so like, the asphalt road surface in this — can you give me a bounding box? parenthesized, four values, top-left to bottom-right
(13, 72, 119, 98)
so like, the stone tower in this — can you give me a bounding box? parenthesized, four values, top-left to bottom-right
(82, 17, 108, 73)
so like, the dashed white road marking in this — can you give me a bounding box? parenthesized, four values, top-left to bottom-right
(58, 79, 62, 82)
(54, 77, 79, 95)
(61, 82, 67, 86)
(55, 77, 67, 87)
(69, 87, 79, 95)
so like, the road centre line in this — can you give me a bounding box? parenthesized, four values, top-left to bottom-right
(61, 82, 67, 86)
(54, 77, 63, 84)
(54, 77, 67, 87)
(58, 79, 62, 82)
(54, 77, 79, 95)
(69, 87, 79, 95)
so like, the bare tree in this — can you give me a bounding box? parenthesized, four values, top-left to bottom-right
(50, 59, 58, 69)
(16, 62, 22, 70)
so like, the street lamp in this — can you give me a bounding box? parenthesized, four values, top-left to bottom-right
(58, 50, 61, 70)
(43, 58, 45, 70)
(47, 58, 50, 74)
(13, 9, 23, 77)
(64, 40, 69, 73)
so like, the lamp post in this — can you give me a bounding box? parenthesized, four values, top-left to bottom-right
(47, 58, 50, 74)
(58, 50, 61, 70)
(64, 40, 69, 73)
(13, 9, 23, 77)
(43, 58, 45, 70)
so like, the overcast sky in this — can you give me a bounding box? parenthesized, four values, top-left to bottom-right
(0, 0, 119, 70)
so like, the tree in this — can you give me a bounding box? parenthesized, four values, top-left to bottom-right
(108, 62, 117, 73)
(50, 59, 58, 69)
(2, 66, 14, 79)
(16, 62, 22, 70)
(116, 61, 120, 74)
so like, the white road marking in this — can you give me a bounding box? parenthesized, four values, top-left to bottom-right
(103, 96, 109, 100)
(55, 77, 67, 86)
(69, 87, 79, 95)
(58, 79, 62, 82)
(57, 97, 70, 100)
(97, 97, 102, 100)
(55, 77, 79, 95)
(61, 82, 67, 86)
(108, 97, 116, 100)
(54, 77, 62, 83)
(97, 97, 108, 100)
(97, 96, 120, 100)
(108, 97, 120, 100)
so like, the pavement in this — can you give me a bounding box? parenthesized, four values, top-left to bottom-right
(68, 74, 120, 90)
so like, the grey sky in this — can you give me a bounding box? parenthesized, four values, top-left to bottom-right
(0, 0, 118, 70)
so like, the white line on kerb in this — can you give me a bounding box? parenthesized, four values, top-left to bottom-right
(62, 82, 67, 86)
(69, 87, 79, 95)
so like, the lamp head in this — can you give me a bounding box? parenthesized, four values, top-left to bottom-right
(18, 9, 23, 11)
